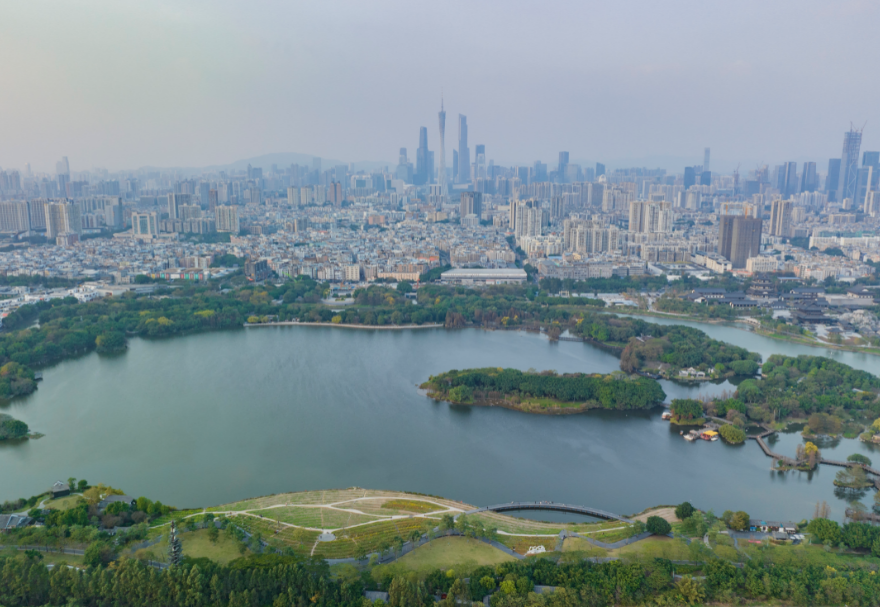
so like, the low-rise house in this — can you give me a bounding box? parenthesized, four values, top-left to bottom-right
(0, 514, 32, 531)
(51, 481, 70, 498)
(749, 519, 797, 533)
(97, 495, 136, 513)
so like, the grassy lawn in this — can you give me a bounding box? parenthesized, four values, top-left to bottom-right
(740, 542, 880, 568)
(315, 519, 430, 559)
(250, 506, 382, 529)
(43, 495, 85, 511)
(393, 537, 514, 571)
(467, 513, 626, 536)
(227, 516, 319, 556)
(611, 536, 691, 560)
(496, 535, 559, 555)
(561, 537, 609, 558)
(133, 528, 246, 565)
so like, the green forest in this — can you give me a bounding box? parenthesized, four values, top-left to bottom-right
(732, 354, 880, 421)
(3, 546, 880, 606)
(421, 368, 666, 411)
(571, 312, 760, 377)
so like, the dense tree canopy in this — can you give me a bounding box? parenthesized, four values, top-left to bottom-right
(736, 354, 880, 419)
(422, 368, 666, 410)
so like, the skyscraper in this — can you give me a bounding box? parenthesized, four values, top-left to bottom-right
(800, 162, 818, 193)
(684, 167, 696, 189)
(826, 158, 841, 201)
(595, 163, 605, 177)
(770, 199, 792, 237)
(837, 126, 863, 205)
(558, 152, 569, 182)
(719, 215, 762, 269)
(437, 99, 448, 197)
(474, 144, 486, 180)
(457, 114, 469, 183)
(781, 162, 798, 197)
(703, 148, 710, 173)
(415, 126, 430, 186)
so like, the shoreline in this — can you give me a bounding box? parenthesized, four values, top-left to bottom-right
(617, 310, 880, 357)
(244, 321, 444, 330)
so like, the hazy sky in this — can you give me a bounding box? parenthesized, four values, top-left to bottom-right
(1, 0, 878, 173)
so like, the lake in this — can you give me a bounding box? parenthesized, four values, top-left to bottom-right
(2, 322, 878, 522)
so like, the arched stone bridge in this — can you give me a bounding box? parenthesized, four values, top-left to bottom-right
(458, 502, 632, 523)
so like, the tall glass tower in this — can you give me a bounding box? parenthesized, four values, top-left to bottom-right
(837, 126, 863, 204)
(438, 99, 447, 198)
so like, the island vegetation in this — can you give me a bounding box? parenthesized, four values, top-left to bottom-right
(421, 367, 666, 414)
(570, 312, 760, 379)
(0, 413, 29, 440)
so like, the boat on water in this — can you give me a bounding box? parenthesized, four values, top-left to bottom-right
(661, 411, 672, 420)
(683, 430, 700, 442)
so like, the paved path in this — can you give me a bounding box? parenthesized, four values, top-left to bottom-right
(460, 502, 632, 523)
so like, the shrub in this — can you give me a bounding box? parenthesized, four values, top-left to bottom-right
(675, 502, 695, 520)
(646, 516, 671, 535)
(719, 424, 746, 444)
(729, 511, 750, 531)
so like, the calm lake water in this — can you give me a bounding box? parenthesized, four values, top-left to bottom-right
(2, 322, 879, 522)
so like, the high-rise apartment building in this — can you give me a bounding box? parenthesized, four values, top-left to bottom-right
(769, 199, 792, 237)
(216, 205, 240, 233)
(208, 189, 218, 213)
(703, 148, 710, 173)
(28, 199, 48, 230)
(457, 114, 469, 183)
(866, 191, 880, 218)
(718, 215, 762, 269)
(460, 191, 482, 221)
(557, 152, 569, 182)
(46, 202, 82, 238)
(167, 193, 191, 220)
(628, 200, 672, 234)
(0, 201, 30, 232)
(595, 163, 606, 177)
(104, 196, 124, 229)
(837, 127, 863, 204)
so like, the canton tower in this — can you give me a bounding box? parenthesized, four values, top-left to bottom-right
(438, 97, 448, 198)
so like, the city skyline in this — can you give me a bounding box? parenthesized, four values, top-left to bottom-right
(2, 0, 879, 172)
